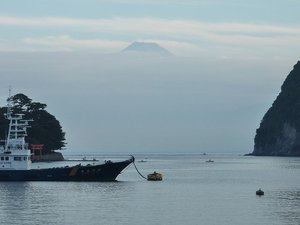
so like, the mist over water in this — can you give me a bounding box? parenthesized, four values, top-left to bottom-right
(0, 52, 293, 154)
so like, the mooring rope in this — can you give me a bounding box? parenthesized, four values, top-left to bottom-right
(133, 161, 148, 180)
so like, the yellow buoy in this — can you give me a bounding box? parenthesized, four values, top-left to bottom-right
(147, 171, 163, 181)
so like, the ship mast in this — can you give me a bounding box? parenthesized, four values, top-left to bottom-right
(0, 88, 33, 170)
(4, 88, 31, 153)
(5, 86, 13, 152)
(6, 86, 12, 120)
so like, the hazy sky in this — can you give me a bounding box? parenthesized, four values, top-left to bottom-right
(0, 0, 299, 154)
(0, 0, 300, 58)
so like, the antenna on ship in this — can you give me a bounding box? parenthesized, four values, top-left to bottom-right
(8, 85, 11, 98)
(6, 85, 12, 120)
(5, 86, 13, 152)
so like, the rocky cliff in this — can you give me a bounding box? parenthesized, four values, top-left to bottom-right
(253, 61, 300, 156)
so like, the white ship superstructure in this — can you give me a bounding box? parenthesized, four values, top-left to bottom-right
(0, 93, 32, 170)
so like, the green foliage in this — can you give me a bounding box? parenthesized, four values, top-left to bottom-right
(253, 61, 300, 156)
(0, 93, 66, 154)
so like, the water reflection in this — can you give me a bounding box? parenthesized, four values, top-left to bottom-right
(0, 155, 299, 225)
(0, 181, 136, 225)
(273, 189, 300, 225)
(0, 182, 66, 224)
(0, 182, 31, 220)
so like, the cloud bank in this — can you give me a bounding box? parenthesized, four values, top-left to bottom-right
(0, 16, 299, 58)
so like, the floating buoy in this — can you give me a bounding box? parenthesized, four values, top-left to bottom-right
(256, 189, 264, 196)
(147, 171, 163, 181)
(132, 159, 163, 181)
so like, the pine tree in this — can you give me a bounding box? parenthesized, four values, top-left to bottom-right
(0, 93, 66, 154)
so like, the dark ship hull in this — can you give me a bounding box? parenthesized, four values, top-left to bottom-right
(0, 157, 134, 181)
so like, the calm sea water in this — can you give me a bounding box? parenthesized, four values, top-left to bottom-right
(0, 153, 300, 225)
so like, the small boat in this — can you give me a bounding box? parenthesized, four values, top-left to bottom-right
(0, 94, 134, 181)
(256, 189, 264, 196)
(206, 159, 214, 163)
(147, 171, 162, 181)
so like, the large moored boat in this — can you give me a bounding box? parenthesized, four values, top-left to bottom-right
(0, 93, 134, 181)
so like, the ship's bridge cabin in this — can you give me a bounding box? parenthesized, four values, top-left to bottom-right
(0, 129, 32, 170)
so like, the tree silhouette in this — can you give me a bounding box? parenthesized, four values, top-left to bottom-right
(0, 93, 66, 154)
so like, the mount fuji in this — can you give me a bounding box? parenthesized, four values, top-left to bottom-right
(122, 42, 173, 56)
